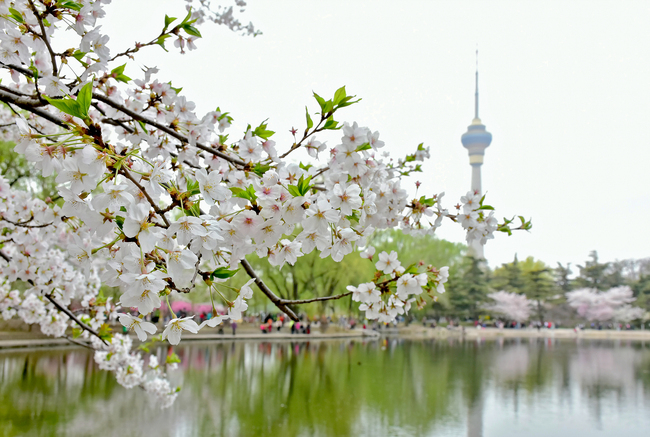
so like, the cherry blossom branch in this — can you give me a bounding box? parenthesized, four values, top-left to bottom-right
(0, 93, 69, 129)
(119, 168, 171, 227)
(279, 112, 327, 159)
(240, 258, 298, 321)
(1, 217, 52, 228)
(44, 293, 109, 345)
(26, 0, 58, 76)
(92, 93, 246, 167)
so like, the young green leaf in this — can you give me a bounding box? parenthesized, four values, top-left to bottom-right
(164, 14, 177, 30)
(43, 97, 83, 119)
(76, 82, 93, 118)
(305, 106, 313, 130)
(210, 266, 240, 280)
(333, 86, 346, 105)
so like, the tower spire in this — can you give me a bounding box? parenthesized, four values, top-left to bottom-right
(474, 49, 479, 120)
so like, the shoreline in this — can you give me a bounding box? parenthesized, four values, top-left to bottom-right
(2, 327, 650, 350)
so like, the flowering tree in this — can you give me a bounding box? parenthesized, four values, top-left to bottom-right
(0, 0, 530, 406)
(485, 290, 533, 322)
(566, 286, 645, 323)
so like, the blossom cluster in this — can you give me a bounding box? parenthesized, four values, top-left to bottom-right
(0, 0, 525, 406)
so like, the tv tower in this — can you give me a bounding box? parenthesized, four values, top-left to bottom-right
(461, 51, 492, 259)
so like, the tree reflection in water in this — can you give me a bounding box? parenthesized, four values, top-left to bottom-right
(1, 338, 649, 436)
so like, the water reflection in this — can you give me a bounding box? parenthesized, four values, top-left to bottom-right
(1, 338, 649, 436)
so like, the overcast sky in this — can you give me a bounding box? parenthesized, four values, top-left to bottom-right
(101, 0, 650, 271)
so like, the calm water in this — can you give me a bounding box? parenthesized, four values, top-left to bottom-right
(1, 337, 650, 437)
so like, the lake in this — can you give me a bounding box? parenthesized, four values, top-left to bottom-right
(1, 337, 650, 436)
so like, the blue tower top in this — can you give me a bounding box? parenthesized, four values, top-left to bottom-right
(461, 51, 492, 154)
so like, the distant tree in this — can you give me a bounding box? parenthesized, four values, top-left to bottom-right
(0, 141, 57, 200)
(566, 286, 645, 323)
(446, 256, 490, 320)
(485, 290, 532, 322)
(575, 251, 610, 290)
(494, 256, 557, 327)
(554, 262, 573, 293)
(491, 255, 526, 292)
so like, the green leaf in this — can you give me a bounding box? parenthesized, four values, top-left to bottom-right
(355, 143, 371, 152)
(182, 24, 202, 38)
(305, 106, 313, 130)
(115, 215, 124, 230)
(253, 121, 274, 140)
(287, 185, 301, 198)
(323, 116, 340, 130)
(166, 352, 181, 364)
(72, 51, 86, 62)
(252, 163, 271, 177)
(336, 96, 361, 108)
(183, 202, 201, 217)
(110, 64, 131, 83)
(477, 205, 494, 210)
(403, 263, 419, 275)
(164, 14, 177, 31)
(76, 82, 93, 118)
(333, 86, 346, 105)
(98, 323, 113, 341)
(210, 266, 240, 280)
(58, 1, 83, 11)
(185, 179, 201, 196)
(8, 7, 24, 23)
(313, 92, 326, 111)
(43, 96, 83, 119)
(296, 175, 312, 196)
(181, 8, 193, 24)
(156, 34, 172, 52)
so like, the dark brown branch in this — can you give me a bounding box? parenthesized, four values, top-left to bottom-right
(2, 217, 52, 228)
(27, 0, 58, 76)
(278, 291, 353, 305)
(45, 294, 109, 345)
(0, 250, 10, 262)
(240, 259, 298, 321)
(119, 168, 171, 227)
(279, 112, 327, 159)
(0, 95, 70, 130)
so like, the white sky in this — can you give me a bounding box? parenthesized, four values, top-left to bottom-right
(99, 0, 650, 270)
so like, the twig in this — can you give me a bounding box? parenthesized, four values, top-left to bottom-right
(27, 0, 58, 76)
(1, 217, 52, 228)
(119, 168, 170, 227)
(45, 294, 109, 346)
(240, 259, 298, 321)
(278, 291, 353, 305)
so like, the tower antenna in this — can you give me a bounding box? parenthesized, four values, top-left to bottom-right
(475, 48, 479, 120)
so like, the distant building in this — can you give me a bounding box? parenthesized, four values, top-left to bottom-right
(461, 55, 492, 259)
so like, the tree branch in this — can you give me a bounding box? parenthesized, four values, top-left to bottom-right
(44, 294, 109, 346)
(27, 0, 58, 76)
(240, 259, 298, 321)
(278, 291, 353, 305)
(119, 168, 171, 227)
